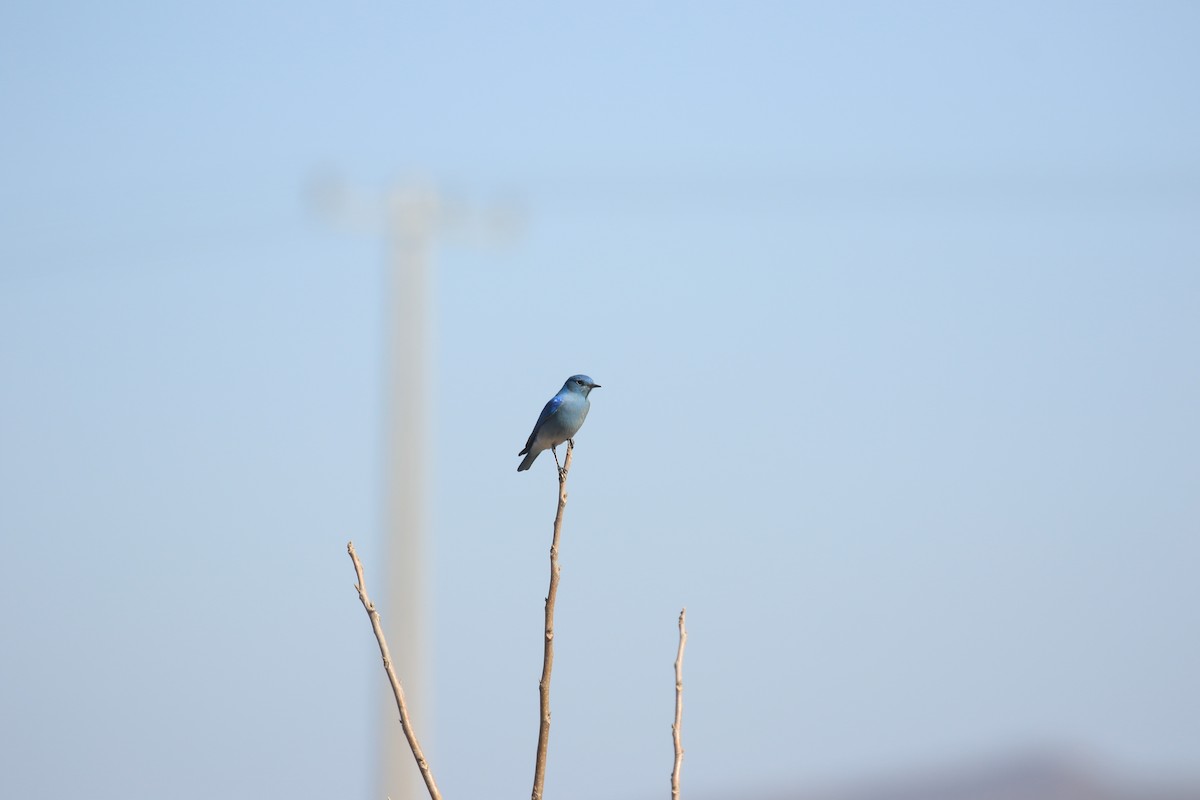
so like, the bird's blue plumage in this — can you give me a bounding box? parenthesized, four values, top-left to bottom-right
(523, 396, 564, 453)
(518, 374, 601, 472)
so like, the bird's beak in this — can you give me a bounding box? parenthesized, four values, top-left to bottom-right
(591, 383, 601, 389)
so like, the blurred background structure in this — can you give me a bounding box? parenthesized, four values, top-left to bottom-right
(2, 4, 1198, 800)
(754, 753, 1200, 800)
(314, 176, 519, 799)
(317, 177, 440, 800)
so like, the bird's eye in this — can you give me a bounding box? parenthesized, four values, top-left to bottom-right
(575, 379, 584, 385)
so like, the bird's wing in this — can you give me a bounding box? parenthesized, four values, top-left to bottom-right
(521, 395, 564, 454)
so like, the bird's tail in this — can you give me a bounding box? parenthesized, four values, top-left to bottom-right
(517, 449, 539, 472)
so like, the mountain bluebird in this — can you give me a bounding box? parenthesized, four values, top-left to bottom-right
(517, 374, 601, 472)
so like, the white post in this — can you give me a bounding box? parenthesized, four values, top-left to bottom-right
(379, 183, 439, 800)
(313, 175, 517, 799)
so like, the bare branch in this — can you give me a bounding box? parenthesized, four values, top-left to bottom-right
(347, 541, 442, 800)
(531, 439, 574, 800)
(671, 608, 688, 800)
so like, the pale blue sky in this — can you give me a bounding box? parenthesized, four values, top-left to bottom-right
(2, 3, 1198, 799)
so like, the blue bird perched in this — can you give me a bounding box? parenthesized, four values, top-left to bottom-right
(518, 374, 601, 473)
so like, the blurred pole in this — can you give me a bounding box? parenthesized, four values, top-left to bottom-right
(311, 173, 521, 800)
(379, 183, 439, 800)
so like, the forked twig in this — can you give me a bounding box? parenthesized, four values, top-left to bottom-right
(531, 439, 574, 800)
(347, 541, 442, 800)
(671, 608, 688, 800)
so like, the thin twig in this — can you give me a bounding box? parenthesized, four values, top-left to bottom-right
(347, 541, 442, 800)
(671, 608, 688, 800)
(531, 439, 573, 800)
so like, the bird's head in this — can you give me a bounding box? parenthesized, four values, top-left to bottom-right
(563, 374, 601, 396)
